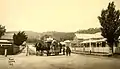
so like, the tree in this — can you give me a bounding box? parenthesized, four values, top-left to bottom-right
(60, 33, 75, 41)
(0, 25, 6, 38)
(27, 38, 39, 43)
(76, 28, 101, 34)
(98, 2, 120, 54)
(40, 35, 50, 40)
(13, 31, 28, 46)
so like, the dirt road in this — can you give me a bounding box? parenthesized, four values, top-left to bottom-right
(0, 44, 120, 69)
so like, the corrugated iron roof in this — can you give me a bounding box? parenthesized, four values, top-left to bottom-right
(75, 32, 103, 39)
(1, 33, 14, 39)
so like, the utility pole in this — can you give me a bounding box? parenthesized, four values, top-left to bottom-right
(26, 45, 29, 56)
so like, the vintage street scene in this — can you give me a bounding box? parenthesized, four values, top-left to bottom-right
(1, 0, 120, 69)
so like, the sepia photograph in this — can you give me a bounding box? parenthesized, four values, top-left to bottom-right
(0, 0, 120, 69)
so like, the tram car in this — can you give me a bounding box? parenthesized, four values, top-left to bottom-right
(49, 40, 60, 55)
(46, 38, 60, 55)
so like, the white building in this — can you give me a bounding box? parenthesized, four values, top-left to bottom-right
(72, 32, 104, 47)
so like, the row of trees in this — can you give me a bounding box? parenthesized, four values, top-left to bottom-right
(76, 28, 101, 34)
(0, 25, 28, 46)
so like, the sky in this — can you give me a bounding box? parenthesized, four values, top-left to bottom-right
(0, 0, 119, 32)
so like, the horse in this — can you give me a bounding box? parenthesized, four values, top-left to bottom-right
(35, 40, 51, 56)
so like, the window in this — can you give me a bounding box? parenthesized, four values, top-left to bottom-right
(102, 42, 106, 47)
(84, 43, 86, 47)
(91, 43, 96, 47)
(85, 43, 89, 47)
(97, 43, 99, 47)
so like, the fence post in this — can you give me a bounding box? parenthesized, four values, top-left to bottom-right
(26, 45, 29, 56)
(5, 49, 7, 57)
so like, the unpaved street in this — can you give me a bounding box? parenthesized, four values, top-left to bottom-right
(0, 45, 120, 69)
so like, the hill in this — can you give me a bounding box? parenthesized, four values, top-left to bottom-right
(4, 31, 40, 39)
(2, 31, 75, 43)
(2, 28, 101, 43)
(42, 31, 75, 41)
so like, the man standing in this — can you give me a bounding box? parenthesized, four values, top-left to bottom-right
(59, 43, 62, 53)
(63, 46, 65, 55)
(66, 46, 71, 56)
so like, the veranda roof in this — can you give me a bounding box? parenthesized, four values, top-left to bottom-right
(81, 38, 106, 43)
(75, 32, 103, 40)
(0, 40, 11, 43)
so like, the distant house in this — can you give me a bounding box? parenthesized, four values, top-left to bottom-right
(64, 40, 71, 48)
(46, 37, 53, 42)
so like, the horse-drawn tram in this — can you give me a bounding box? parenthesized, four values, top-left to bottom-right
(35, 38, 61, 56)
(46, 40, 60, 55)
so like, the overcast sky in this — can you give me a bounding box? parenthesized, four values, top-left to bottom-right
(0, 0, 119, 32)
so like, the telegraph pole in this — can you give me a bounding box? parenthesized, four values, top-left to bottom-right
(26, 45, 29, 56)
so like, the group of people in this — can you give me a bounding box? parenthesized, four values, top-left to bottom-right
(62, 46, 71, 56)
